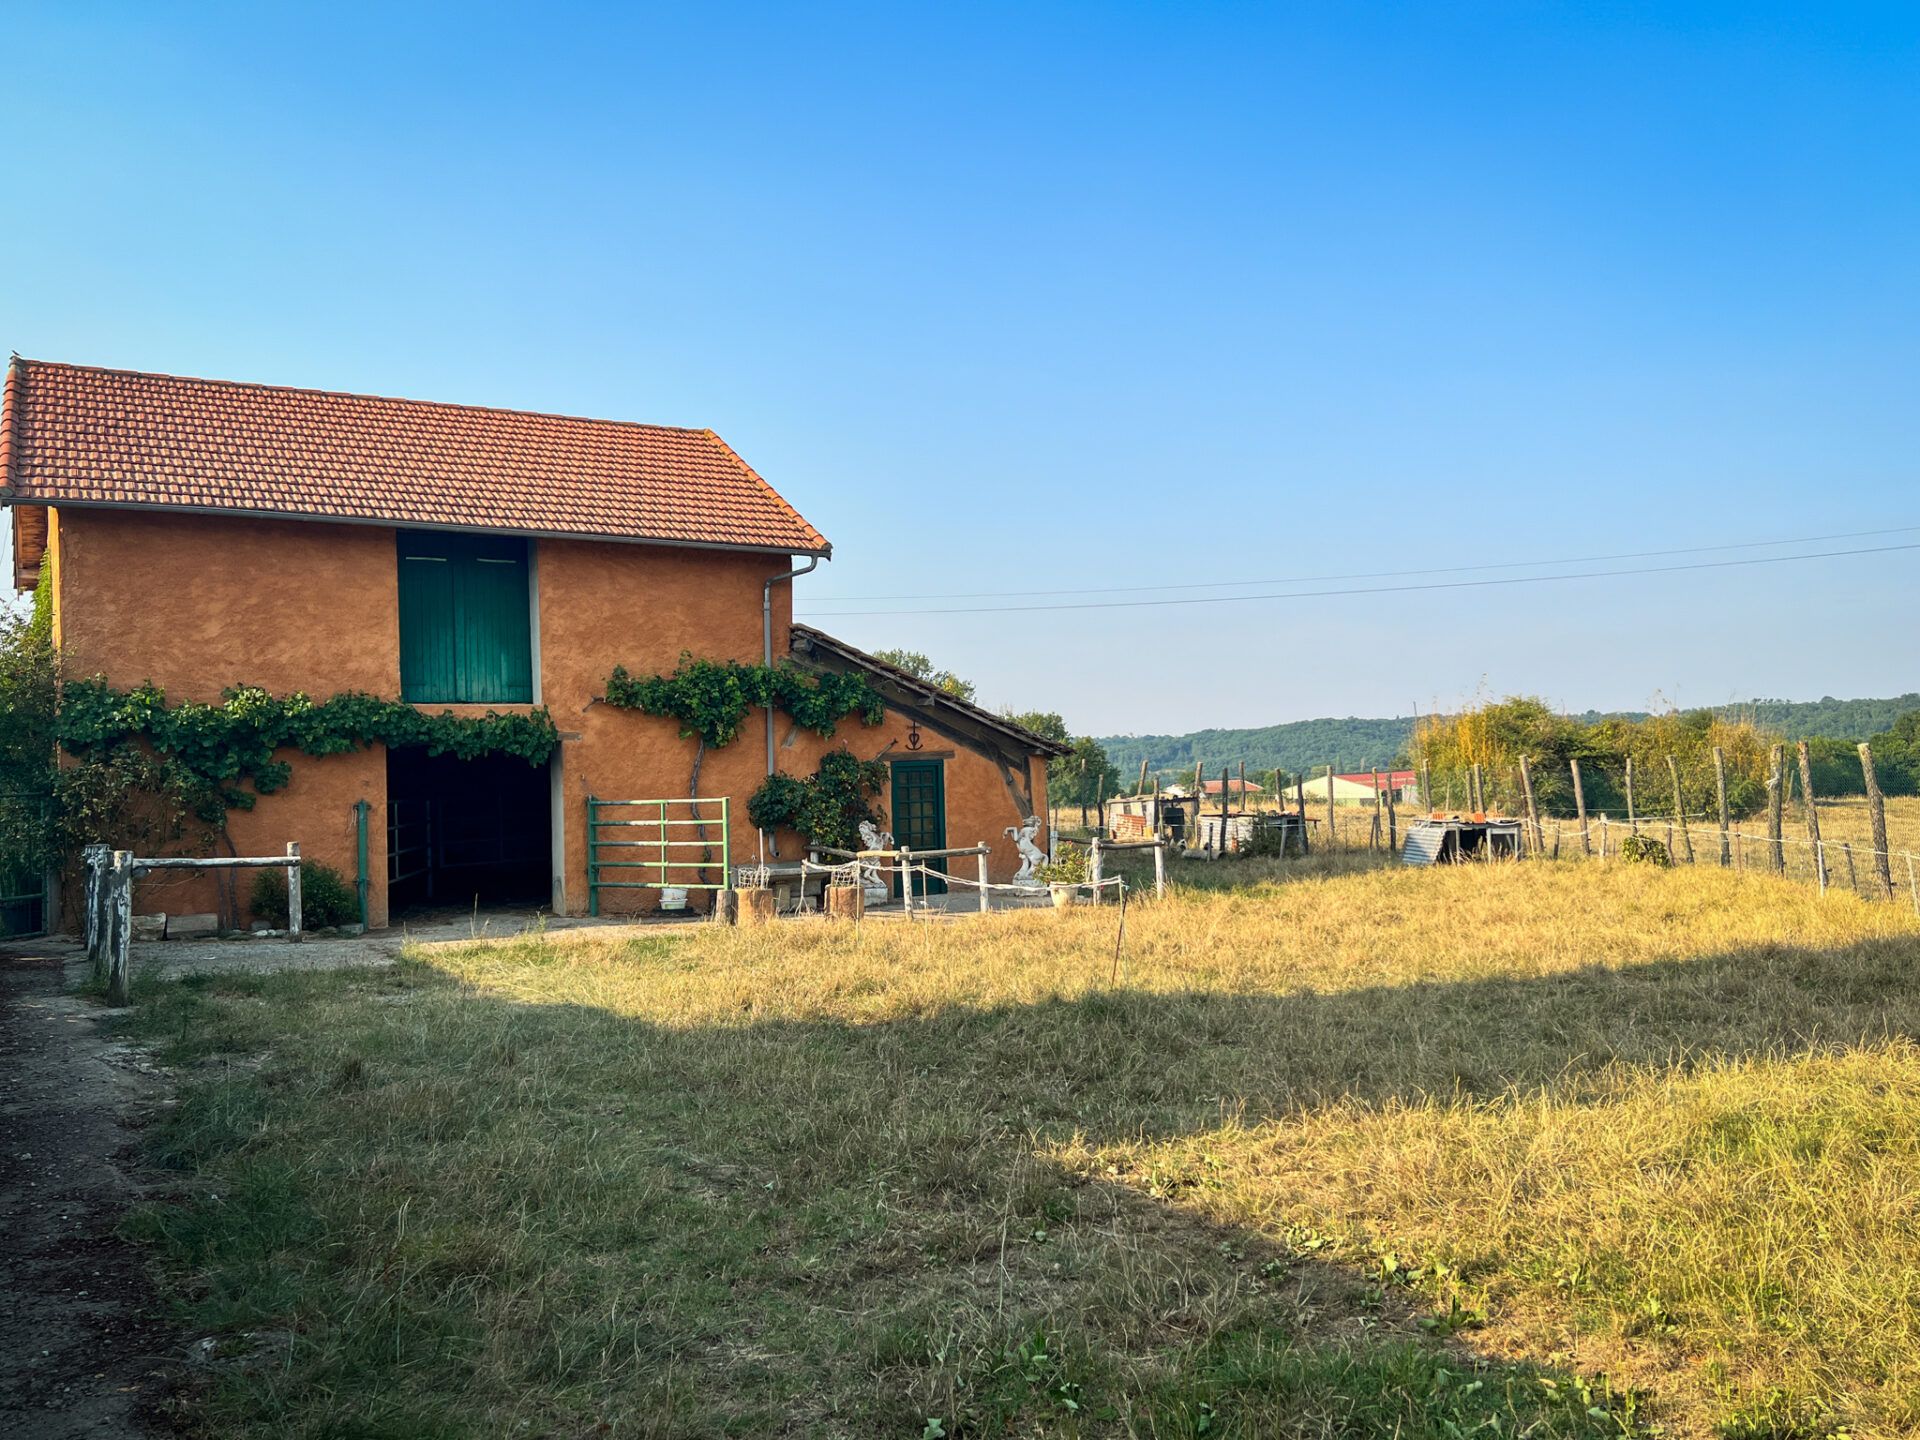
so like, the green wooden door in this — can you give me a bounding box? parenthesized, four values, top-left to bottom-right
(890, 760, 947, 897)
(398, 533, 533, 703)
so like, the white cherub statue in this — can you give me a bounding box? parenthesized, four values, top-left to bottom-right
(857, 819, 895, 903)
(1005, 813, 1046, 888)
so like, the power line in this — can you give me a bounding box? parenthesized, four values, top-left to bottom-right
(796, 540, 1920, 618)
(798, 522, 1920, 604)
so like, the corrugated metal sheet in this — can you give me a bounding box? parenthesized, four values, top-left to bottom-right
(1402, 821, 1447, 867)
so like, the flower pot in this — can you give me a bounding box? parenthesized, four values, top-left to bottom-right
(1050, 884, 1079, 909)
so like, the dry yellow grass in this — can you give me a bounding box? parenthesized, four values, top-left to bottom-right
(125, 857, 1920, 1437)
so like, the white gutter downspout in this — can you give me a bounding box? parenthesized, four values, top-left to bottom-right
(761, 555, 820, 856)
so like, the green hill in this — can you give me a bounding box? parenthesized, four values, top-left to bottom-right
(1098, 693, 1920, 781)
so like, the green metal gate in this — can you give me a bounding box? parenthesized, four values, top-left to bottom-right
(587, 797, 731, 914)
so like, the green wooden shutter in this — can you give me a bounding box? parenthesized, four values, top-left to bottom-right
(398, 541, 459, 701)
(457, 537, 533, 703)
(398, 533, 533, 703)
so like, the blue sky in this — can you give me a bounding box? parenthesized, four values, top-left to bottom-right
(3, 3, 1915, 734)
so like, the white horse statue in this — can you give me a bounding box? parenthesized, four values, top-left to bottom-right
(857, 820, 895, 903)
(1005, 813, 1046, 889)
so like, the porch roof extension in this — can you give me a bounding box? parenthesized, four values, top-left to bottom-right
(2, 358, 830, 587)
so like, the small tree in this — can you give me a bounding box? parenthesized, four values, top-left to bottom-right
(870, 648, 977, 705)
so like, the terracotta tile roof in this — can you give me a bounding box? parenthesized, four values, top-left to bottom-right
(0, 359, 830, 566)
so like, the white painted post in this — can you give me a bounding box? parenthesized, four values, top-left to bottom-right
(1090, 836, 1104, 904)
(1816, 840, 1827, 897)
(976, 847, 990, 913)
(1153, 839, 1167, 899)
(107, 850, 133, 1006)
(286, 842, 303, 941)
(899, 848, 913, 916)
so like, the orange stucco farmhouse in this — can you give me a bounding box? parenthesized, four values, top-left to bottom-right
(1, 359, 1064, 929)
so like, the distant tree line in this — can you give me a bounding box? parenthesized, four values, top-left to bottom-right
(1413, 696, 1920, 819)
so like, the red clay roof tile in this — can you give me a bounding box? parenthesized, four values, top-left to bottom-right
(0, 359, 829, 558)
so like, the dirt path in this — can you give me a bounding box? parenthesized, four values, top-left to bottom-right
(0, 944, 175, 1438)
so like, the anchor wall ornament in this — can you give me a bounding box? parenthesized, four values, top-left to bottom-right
(1005, 813, 1046, 889)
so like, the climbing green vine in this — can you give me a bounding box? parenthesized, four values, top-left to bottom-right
(56, 678, 560, 812)
(603, 653, 884, 748)
(747, 752, 889, 852)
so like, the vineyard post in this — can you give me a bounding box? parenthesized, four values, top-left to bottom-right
(1766, 744, 1786, 874)
(1712, 746, 1731, 868)
(1370, 769, 1383, 851)
(1842, 842, 1858, 895)
(1859, 741, 1896, 900)
(1570, 758, 1590, 856)
(1796, 740, 1828, 892)
(1518, 755, 1542, 858)
(1666, 755, 1694, 863)
(1625, 756, 1637, 834)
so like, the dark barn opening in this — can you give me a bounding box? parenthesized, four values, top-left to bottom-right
(387, 748, 550, 914)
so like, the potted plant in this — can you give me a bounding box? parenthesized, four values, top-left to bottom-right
(1034, 848, 1089, 908)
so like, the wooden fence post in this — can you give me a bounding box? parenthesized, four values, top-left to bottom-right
(1325, 762, 1336, 852)
(1625, 756, 1638, 835)
(976, 847, 990, 914)
(82, 843, 109, 980)
(1518, 756, 1542, 858)
(286, 841, 303, 942)
(1842, 842, 1858, 895)
(107, 850, 133, 1006)
(1796, 741, 1827, 891)
(1569, 759, 1590, 856)
(1153, 840, 1167, 899)
(1370, 769, 1383, 851)
(899, 847, 913, 915)
(1090, 835, 1105, 902)
(1599, 814, 1608, 859)
(1859, 741, 1896, 900)
(1295, 772, 1310, 854)
(1386, 775, 1398, 855)
(1666, 755, 1694, 863)
(1767, 744, 1787, 874)
(1712, 746, 1731, 868)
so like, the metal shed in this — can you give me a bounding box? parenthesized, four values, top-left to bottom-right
(1401, 816, 1525, 866)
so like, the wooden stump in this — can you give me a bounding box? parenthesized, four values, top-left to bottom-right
(825, 884, 865, 922)
(710, 890, 739, 925)
(736, 887, 777, 926)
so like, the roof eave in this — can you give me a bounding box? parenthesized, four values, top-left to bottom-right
(789, 624, 1074, 758)
(0, 496, 832, 559)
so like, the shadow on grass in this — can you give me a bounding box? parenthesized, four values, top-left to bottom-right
(111, 924, 1920, 1439)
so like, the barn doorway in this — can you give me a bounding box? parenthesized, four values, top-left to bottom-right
(386, 748, 551, 914)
